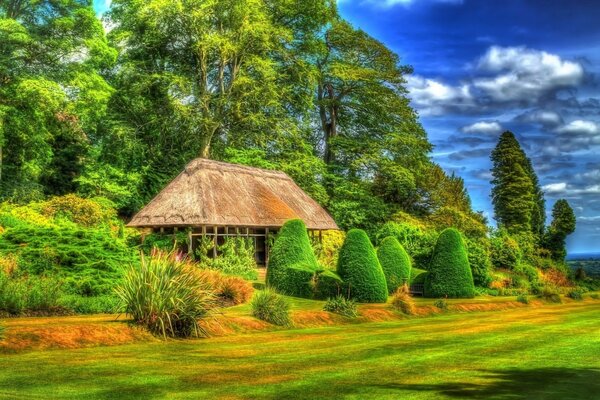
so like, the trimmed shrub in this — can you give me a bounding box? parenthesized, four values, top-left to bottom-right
(266, 219, 319, 298)
(424, 228, 475, 299)
(337, 229, 388, 303)
(313, 269, 343, 300)
(250, 289, 291, 326)
(323, 295, 358, 318)
(391, 285, 416, 315)
(410, 268, 428, 285)
(115, 251, 216, 338)
(567, 289, 584, 301)
(377, 237, 411, 294)
(375, 221, 436, 271)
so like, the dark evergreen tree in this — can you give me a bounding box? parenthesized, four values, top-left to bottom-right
(490, 132, 535, 234)
(544, 200, 576, 261)
(524, 157, 546, 241)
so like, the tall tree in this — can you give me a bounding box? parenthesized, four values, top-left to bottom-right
(544, 199, 576, 261)
(490, 131, 535, 233)
(525, 157, 546, 241)
(0, 0, 115, 199)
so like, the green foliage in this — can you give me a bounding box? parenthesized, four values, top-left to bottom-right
(0, 323, 4, 340)
(323, 295, 359, 318)
(425, 228, 475, 299)
(539, 285, 562, 303)
(311, 230, 346, 270)
(196, 237, 258, 281)
(433, 298, 448, 310)
(490, 229, 522, 270)
(567, 289, 584, 301)
(465, 238, 493, 287)
(410, 268, 429, 285)
(0, 272, 63, 315)
(544, 200, 577, 261)
(377, 237, 411, 294)
(250, 289, 291, 327)
(375, 221, 436, 271)
(313, 269, 344, 300)
(115, 251, 216, 338)
(490, 131, 536, 234)
(516, 294, 529, 304)
(58, 295, 119, 314)
(266, 219, 319, 298)
(337, 229, 388, 303)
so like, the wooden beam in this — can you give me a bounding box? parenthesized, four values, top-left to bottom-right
(188, 229, 193, 256)
(213, 226, 218, 258)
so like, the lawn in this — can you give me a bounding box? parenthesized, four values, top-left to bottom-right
(1, 301, 599, 399)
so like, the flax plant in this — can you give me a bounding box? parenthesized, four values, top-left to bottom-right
(116, 250, 216, 338)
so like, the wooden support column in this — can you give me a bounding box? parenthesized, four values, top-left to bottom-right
(213, 226, 218, 258)
(319, 230, 323, 244)
(265, 228, 270, 268)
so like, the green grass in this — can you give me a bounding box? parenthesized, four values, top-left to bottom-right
(0, 302, 599, 399)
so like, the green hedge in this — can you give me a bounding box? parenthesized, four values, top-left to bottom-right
(313, 269, 344, 300)
(377, 237, 411, 294)
(424, 228, 475, 298)
(266, 219, 319, 297)
(410, 268, 428, 285)
(337, 229, 388, 303)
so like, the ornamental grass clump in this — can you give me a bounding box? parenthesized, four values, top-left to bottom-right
(250, 288, 291, 326)
(391, 284, 416, 315)
(425, 228, 475, 298)
(115, 250, 216, 338)
(377, 237, 411, 294)
(323, 295, 358, 318)
(337, 229, 388, 303)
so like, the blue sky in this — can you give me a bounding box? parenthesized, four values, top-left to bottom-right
(94, 0, 600, 253)
(338, 0, 600, 254)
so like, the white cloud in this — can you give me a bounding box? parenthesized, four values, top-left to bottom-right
(578, 216, 600, 222)
(542, 182, 568, 194)
(405, 75, 472, 115)
(338, 0, 463, 7)
(516, 110, 563, 127)
(556, 120, 600, 136)
(461, 121, 503, 135)
(473, 46, 584, 103)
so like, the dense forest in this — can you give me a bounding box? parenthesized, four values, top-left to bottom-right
(0, 0, 591, 315)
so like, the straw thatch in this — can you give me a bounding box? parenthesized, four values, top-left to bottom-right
(127, 158, 338, 230)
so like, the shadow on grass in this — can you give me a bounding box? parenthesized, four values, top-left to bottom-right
(375, 368, 600, 399)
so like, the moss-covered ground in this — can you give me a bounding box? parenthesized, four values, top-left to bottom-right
(0, 298, 599, 399)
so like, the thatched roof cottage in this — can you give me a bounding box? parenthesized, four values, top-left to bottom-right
(128, 158, 338, 264)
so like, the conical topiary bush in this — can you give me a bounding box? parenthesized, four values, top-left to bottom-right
(424, 228, 475, 298)
(337, 229, 388, 303)
(266, 219, 319, 298)
(377, 236, 411, 294)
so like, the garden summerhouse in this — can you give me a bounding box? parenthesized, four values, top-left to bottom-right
(127, 158, 338, 265)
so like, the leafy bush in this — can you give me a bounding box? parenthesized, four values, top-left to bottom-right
(424, 228, 475, 298)
(516, 294, 529, 304)
(312, 230, 345, 270)
(313, 269, 344, 300)
(337, 229, 388, 303)
(40, 194, 117, 227)
(250, 289, 291, 326)
(391, 285, 416, 315)
(196, 237, 258, 280)
(567, 289, 584, 301)
(591, 293, 600, 300)
(465, 238, 492, 287)
(377, 237, 411, 294)
(323, 295, 358, 318)
(410, 268, 428, 285)
(490, 229, 522, 270)
(0, 225, 135, 296)
(115, 251, 216, 338)
(375, 221, 436, 271)
(0, 272, 63, 315)
(0, 323, 4, 340)
(539, 285, 562, 303)
(266, 219, 319, 298)
(141, 232, 190, 255)
(58, 294, 118, 314)
(433, 298, 448, 310)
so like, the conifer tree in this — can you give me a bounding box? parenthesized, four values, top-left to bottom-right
(490, 132, 535, 234)
(544, 200, 576, 261)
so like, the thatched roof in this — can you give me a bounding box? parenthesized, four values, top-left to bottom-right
(127, 158, 338, 230)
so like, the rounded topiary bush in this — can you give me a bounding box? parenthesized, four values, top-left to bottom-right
(266, 219, 319, 297)
(424, 228, 475, 298)
(313, 269, 344, 300)
(337, 229, 388, 303)
(377, 237, 411, 294)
